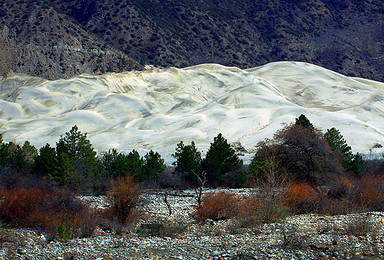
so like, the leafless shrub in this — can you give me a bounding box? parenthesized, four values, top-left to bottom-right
(100, 175, 142, 233)
(281, 223, 311, 249)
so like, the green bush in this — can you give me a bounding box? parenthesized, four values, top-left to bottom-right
(57, 224, 72, 241)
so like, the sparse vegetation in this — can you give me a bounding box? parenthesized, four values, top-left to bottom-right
(137, 217, 190, 238)
(345, 214, 377, 237)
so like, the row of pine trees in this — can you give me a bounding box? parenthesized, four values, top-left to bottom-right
(0, 115, 366, 194)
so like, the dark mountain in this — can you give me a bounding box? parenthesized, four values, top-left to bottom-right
(1, 0, 383, 81)
(0, 0, 142, 79)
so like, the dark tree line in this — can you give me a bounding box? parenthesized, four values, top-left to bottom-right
(0, 126, 166, 193)
(0, 115, 380, 194)
(172, 134, 244, 188)
(0, 125, 244, 193)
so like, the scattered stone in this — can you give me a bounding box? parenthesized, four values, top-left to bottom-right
(0, 189, 383, 259)
(16, 248, 27, 254)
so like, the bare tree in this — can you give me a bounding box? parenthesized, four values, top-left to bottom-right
(162, 190, 173, 215)
(193, 170, 207, 207)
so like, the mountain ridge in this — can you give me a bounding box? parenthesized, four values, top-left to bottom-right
(0, 0, 383, 81)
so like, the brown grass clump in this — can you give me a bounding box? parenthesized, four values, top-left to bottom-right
(283, 182, 318, 213)
(100, 174, 142, 233)
(354, 175, 384, 211)
(193, 191, 288, 225)
(0, 187, 97, 239)
(193, 191, 240, 222)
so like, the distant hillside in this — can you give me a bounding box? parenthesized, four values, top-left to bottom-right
(0, 0, 142, 79)
(0, 0, 383, 81)
(49, 0, 384, 81)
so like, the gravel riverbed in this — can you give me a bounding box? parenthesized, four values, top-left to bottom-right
(1, 189, 384, 259)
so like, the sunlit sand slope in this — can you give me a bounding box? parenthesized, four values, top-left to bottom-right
(1, 61, 384, 159)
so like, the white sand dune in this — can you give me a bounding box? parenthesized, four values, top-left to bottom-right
(1, 61, 384, 162)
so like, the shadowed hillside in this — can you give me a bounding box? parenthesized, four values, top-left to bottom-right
(0, 0, 383, 80)
(50, 0, 384, 81)
(0, 0, 142, 79)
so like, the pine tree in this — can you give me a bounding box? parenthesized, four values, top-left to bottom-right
(172, 141, 202, 181)
(295, 114, 314, 131)
(35, 143, 59, 174)
(0, 134, 10, 166)
(202, 133, 243, 186)
(325, 127, 363, 173)
(143, 150, 165, 180)
(0, 138, 37, 170)
(101, 149, 145, 180)
(126, 150, 145, 180)
(56, 125, 98, 176)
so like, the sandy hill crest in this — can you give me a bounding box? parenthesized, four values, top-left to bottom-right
(1, 61, 384, 161)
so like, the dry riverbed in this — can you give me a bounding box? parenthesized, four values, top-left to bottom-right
(1, 189, 384, 259)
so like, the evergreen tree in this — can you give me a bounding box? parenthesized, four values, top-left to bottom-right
(126, 150, 145, 180)
(324, 128, 351, 155)
(56, 125, 98, 176)
(101, 149, 129, 178)
(295, 114, 314, 131)
(172, 141, 202, 181)
(0, 134, 11, 166)
(202, 133, 243, 186)
(52, 152, 75, 185)
(325, 127, 363, 174)
(143, 150, 165, 180)
(35, 143, 59, 175)
(101, 149, 145, 180)
(0, 138, 37, 171)
(50, 125, 101, 192)
(20, 141, 38, 169)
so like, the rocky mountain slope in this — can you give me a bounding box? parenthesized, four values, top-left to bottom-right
(0, 0, 142, 79)
(0, 0, 383, 81)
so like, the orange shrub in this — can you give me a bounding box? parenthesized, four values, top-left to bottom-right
(193, 191, 240, 222)
(238, 195, 261, 217)
(283, 182, 318, 213)
(101, 174, 142, 232)
(193, 191, 288, 225)
(354, 175, 384, 211)
(0, 187, 97, 238)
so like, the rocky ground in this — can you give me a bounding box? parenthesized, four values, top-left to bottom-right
(1, 189, 384, 259)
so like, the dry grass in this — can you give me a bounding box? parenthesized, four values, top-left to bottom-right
(193, 191, 240, 222)
(283, 182, 317, 213)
